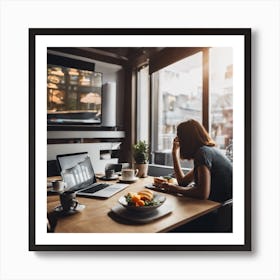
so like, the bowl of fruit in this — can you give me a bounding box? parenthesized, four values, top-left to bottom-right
(118, 189, 166, 213)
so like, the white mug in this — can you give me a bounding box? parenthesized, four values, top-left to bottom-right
(121, 168, 139, 181)
(52, 180, 65, 192)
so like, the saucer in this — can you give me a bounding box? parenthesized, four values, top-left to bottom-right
(47, 188, 64, 195)
(119, 176, 139, 183)
(54, 203, 85, 215)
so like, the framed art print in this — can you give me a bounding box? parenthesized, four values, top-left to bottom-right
(29, 28, 251, 251)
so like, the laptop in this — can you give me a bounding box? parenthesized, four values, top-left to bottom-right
(57, 152, 128, 198)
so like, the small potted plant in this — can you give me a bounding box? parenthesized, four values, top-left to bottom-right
(133, 140, 149, 178)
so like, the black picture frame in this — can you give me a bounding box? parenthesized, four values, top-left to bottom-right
(29, 28, 251, 251)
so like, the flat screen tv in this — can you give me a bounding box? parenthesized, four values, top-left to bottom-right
(47, 53, 102, 125)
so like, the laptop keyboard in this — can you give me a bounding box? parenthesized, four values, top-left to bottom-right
(81, 183, 110, 194)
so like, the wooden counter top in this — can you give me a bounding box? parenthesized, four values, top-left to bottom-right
(47, 176, 221, 233)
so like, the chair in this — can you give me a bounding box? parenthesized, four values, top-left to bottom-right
(214, 198, 233, 232)
(47, 212, 58, 233)
(47, 160, 60, 177)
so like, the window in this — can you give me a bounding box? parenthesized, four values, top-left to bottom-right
(136, 65, 150, 143)
(149, 48, 233, 167)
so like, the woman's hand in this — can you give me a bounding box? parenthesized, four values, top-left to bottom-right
(155, 182, 178, 194)
(172, 136, 180, 154)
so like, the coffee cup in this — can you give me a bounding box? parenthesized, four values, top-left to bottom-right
(60, 191, 79, 212)
(105, 168, 115, 179)
(121, 168, 139, 181)
(52, 180, 65, 192)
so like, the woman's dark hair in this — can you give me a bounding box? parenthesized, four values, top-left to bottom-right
(177, 119, 215, 159)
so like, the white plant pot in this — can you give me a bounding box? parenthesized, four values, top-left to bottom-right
(134, 163, 149, 178)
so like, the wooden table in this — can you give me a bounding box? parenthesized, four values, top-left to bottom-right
(47, 176, 221, 233)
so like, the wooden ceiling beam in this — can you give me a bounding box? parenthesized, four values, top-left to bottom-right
(48, 47, 128, 66)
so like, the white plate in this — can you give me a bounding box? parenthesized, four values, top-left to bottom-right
(118, 177, 139, 183)
(110, 202, 173, 223)
(100, 175, 119, 181)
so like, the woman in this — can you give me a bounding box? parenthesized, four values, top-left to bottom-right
(155, 119, 232, 203)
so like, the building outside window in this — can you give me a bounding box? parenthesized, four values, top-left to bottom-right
(209, 48, 233, 150)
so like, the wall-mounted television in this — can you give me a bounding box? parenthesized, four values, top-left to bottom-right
(47, 53, 102, 126)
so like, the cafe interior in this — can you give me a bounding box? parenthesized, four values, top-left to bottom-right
(47, 46, 233, 233)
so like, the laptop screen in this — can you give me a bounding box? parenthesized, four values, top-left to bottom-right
(59, 155, 97, 190)
(56, 152, 88, 172)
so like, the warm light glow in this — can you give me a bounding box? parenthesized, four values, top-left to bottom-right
(80, 92, 101, 104)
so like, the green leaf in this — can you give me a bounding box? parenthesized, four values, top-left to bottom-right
(133, 140, 149, 164)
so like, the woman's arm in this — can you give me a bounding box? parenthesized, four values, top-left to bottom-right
(158, 165, 211, 200)
(172, 137, 194, 186)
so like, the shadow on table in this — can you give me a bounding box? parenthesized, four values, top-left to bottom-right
(170, 199, 233, 233)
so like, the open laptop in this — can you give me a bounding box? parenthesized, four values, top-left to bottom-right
(57, 152, 128, 198)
